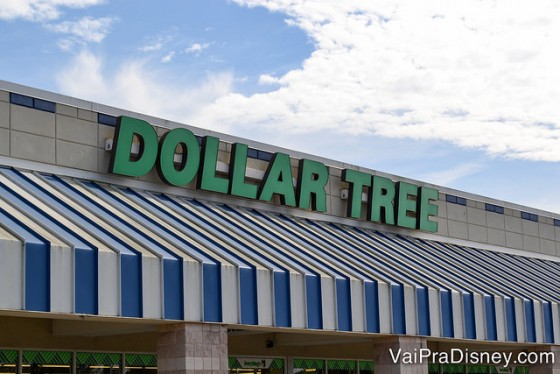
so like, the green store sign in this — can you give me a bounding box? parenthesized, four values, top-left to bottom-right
(109, 116, 439, 232)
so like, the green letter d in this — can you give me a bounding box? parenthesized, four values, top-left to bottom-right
(109, 116, 158, 177)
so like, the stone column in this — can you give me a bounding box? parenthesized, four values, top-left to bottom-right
(372, 336, 428, 374)
(528, 345, 560, 374)
(157, 322, 229, 374)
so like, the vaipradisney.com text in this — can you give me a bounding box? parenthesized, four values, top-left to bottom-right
(390, 348, 555, 368)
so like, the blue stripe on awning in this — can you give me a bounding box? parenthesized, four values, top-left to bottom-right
(220, 204, 317, 275)
(0, 173, 98, 315)
(364, 281, 380, 333)
(45, 175, 143, 317)
(122, 191, 228, 264)
(504, 297, 517, 342)
(416, 287, 430, 336)
(203, 263, 222, 322)
(543, 302, 554, 344)
(0, 208, 50, 312)
(273, 271, 292, 327)
(306, 275, 323, 329)
(182, 200, 297, 327)
(4, 169, 100, 315)
(480, 250, 560, 297)
(124, 189, 261, 323)
(442, 242, 557, 302)
(397, 235, 518, 339)
(484, 295, 497, 341)
(120, 253, 143, 318)
(525, 300, 536, 343)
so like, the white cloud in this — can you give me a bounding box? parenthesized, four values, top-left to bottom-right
(185, 42, 209, 55)
(138, 29, 178, 53)
(161, 51, 175, 63)
(420, 162, 486, 186)
(182, 0, 560, 162)
(57, 38, 76, 51)
(0, 1, 112, 49)
(258, 74, 280, 85)
(56, 49, 106, 94)
(139, 42, 163, 52)
(0, 0, 103, 22)
(56, 50, 235, 130)
(48, 16, 115, 43)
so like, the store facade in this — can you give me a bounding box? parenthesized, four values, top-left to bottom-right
(0, 80, 559, 374)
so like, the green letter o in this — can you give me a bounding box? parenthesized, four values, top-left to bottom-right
(157, 128, 200, 186)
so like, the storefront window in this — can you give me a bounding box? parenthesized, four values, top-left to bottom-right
(467, 365, 489, 373)
(123, 354, 157, 374)
(293, 358, 324, 374)
(229, 357, 284, 374)
(440, 364, 465, 373)
(0, 350, 18, 374)
(76, 352, 122, 374)
(429, 363, 440, 374)
(358, 361, 374, 374)
(22, 351, 71, 374)
(3, 351, 156, 374)
(327, 360, 356, 374)
(489, 367, 528, 374)
(293, 359, 373, 374)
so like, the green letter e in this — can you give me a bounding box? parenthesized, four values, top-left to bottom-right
(109, 116, 158, 177)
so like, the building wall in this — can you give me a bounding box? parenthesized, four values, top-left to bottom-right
(2, 84, 560, 258)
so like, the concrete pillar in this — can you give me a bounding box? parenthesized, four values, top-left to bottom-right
(372, 336, 428, 374)
(157, 322, 228, 374)
(528, 345, 560, 374)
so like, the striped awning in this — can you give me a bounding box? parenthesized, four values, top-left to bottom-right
(0, 166, 559, 344)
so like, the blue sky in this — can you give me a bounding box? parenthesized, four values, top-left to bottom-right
(1, 0, 560, 212)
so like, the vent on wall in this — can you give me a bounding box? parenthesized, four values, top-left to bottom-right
(485, 203, 504, 214)
(521, 211, 538, 222)
(97, 113, 118, 126)
(445, 194, 467, 206)
(10, 92, 56, 113)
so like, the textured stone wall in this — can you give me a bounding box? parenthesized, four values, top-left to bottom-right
(157, 323, 228, 374)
